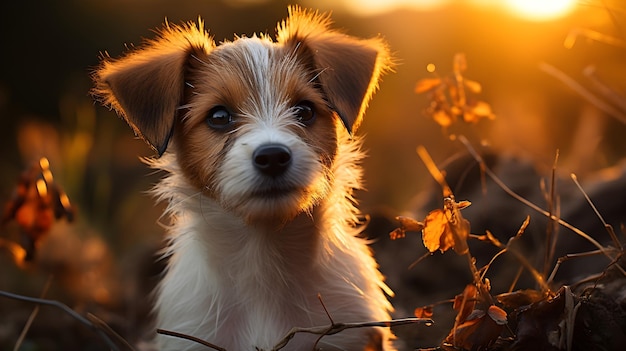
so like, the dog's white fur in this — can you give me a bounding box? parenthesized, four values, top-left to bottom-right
(94, 6, 395, 351)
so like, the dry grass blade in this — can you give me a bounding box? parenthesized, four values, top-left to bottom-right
(570, 173, 622, 250)
(87, 313, 136, 351)
(564, 27, 626, 49)
(543, 151, 559, 277)
(13, 275, 53, 351)
(0, 290, 119, 351)
(583, 65, 626, 113)
(417, 145, 452, 197)
(539, 62, 626, 124)
(478, 216, 551, 293)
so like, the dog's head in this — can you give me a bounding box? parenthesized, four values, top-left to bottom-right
(94, 6, 391, 223)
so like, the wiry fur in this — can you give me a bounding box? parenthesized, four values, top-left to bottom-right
(93, 6, 395, 351)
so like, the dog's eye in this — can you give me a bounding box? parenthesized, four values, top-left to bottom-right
(206, 106, 233, 129)
(294, 101, 315, 125)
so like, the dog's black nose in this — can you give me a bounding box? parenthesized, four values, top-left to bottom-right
(253, 144, 292, 177)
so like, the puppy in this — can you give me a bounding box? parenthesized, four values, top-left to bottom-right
(94, 6, 394, 351)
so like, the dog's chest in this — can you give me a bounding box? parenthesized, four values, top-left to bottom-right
(158, 206, 337, 349)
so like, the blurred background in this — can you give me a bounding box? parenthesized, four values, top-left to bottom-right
(1, 0, 625, 349)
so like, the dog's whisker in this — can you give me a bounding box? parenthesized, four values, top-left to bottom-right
(309, 67, 328, 84)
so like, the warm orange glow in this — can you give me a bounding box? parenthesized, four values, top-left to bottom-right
(504, 0, 576, 21)
(338, 0, 448, 16)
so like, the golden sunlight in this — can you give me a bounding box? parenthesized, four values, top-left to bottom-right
(338, 0, 448, 16)
(504, 0, 576, 21)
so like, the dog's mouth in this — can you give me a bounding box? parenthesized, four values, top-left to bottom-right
(250, 185, 299, 198)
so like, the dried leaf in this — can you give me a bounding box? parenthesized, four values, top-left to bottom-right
(443, 197, 470, 255)
(423, 209, 453, 253)
(389, 227, 405, 240)
(396, 216, 425, 232)
(464, 79, 482, 94)
(496, 289, 546, 308)
(432, 109, 454, 128)
(415, 78, 443, 94)
(462, 110, 477, 124)
(464, 100, 495, 123)
(445, 307, 504, 350)
(487, 305, 508, 325)
(422, 198, 471, 255)
(414, 305, 434, 319)
(453, 284, 478, 323)
(2, 157, 74, 261)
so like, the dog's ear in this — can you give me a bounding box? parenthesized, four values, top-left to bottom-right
(277, 6, 392, 134)
(93, 22, 213, 156)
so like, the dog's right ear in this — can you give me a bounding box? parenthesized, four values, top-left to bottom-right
(93, 21, 213, 156)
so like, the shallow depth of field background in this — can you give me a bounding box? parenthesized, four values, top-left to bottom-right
(1, 0, 625, 349)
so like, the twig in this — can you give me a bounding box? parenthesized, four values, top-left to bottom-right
(88, 313, 136, 351)
(0, 289, 119, 351)
(14, 275, 53, 351)
(156, 329, 227, 351)
(457, 135, 626, 276)
(478, 216, 551, 293)
(313, 293, 335, 350)
(271, 318, 430, 351)
(570, 173, 622, 250)
(408, 251, 432, 270)
(547, 250, 605, 284)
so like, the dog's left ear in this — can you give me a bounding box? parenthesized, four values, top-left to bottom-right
(277, 6, 392, 134)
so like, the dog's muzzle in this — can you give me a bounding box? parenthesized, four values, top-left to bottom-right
(252, 144, 292, 177)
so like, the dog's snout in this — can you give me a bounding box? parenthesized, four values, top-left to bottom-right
(253, 144, 292, 177)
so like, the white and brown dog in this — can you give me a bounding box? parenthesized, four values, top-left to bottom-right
(94, 6, 394, 351)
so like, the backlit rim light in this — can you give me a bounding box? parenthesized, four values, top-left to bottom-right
(504, 0, 576, 21)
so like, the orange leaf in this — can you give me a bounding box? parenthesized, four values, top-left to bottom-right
(445, 308, 504, 350)
(415, 78, 443, 94)
(464, 79, 482, 94)
(467, 100, 495, 123)
(453, 284, 478, 323)
(487, 305, 508, 325)
(422, 209, 451, 253)
(462, 110, 477, 124)
(443, 197, 470, 255)
(389, 227, 405, 240)
(396, 216, 425, 232)
(432, 109, 454, 128)
(414, 305, 434, 319)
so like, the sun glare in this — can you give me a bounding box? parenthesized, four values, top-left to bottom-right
(330, 0, 577, 20)
(504, 0, 576, 21)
